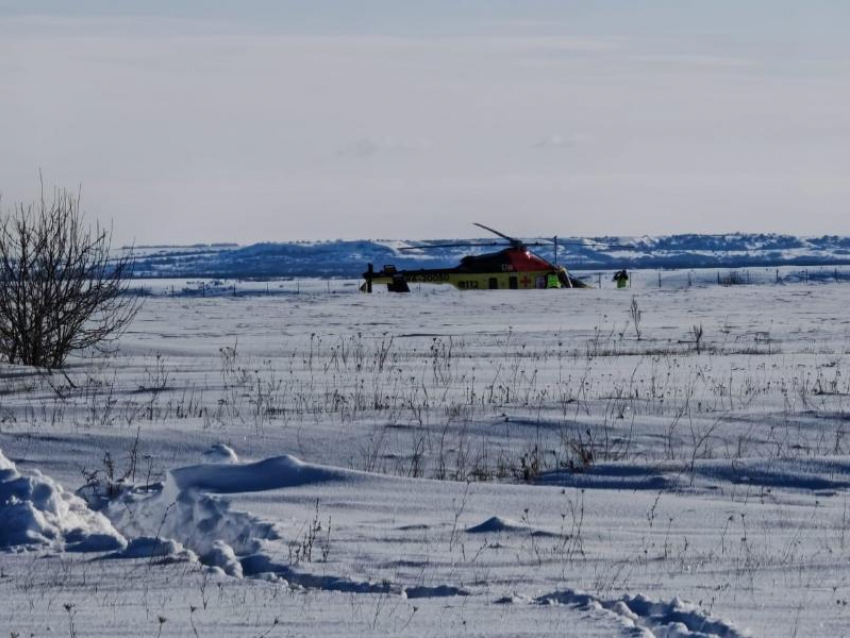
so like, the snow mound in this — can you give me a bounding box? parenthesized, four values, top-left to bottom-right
(98, 454, 349, 575)
(466, 516, 530, 534)
(202, 443, 239, 464)
(93, 453, 469, 600)
(537, 589, 749, 638)
(240, 553, 402, 593)
(0, 452, 15, 472)
(538, 463, 677, 491)
(103, 479, 279, 558)
(109, 536, 194, 561)
(0, 448, 126, 553)
(239, 554, 467, 598)
(202, 540, 243, 577)
(169, 453, 349, 493)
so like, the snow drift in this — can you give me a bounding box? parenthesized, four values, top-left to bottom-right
(202, 442, 239, 464)
(92, 452, 470, 597)
(168, 452, 349, 493)
(0, 448, 126, 552)
(101, 473, 280, 559)
(537, 589, 749, 638)
(94, 453, 351, 572)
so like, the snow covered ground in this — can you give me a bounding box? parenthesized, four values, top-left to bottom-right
(3, 280, 850, 636)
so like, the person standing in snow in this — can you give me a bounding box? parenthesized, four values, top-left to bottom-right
(613, 269, 630, 289)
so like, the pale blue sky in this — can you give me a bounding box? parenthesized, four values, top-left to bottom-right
(2, 2, 849, 243)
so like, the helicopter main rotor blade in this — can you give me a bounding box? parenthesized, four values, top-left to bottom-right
(399, 242, 504, 251)
(472, 222, 518, 243)
(537, 238, 592, 246)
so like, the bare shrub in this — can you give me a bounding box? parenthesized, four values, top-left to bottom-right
(79, 429, 145, 501)
(628, 297, 642, 340)
(692, 323, 704, 354)
(288, 499, 331, 564)
(0, 186, 140, 368)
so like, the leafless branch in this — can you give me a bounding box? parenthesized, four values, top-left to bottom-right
(0, 187, 140, 368)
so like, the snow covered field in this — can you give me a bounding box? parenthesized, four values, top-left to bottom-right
(3, 280, 850, 637)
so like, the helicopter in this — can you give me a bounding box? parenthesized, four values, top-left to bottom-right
(361, 223, 589, 293)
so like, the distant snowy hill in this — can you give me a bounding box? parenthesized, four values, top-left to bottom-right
(125, 234, 850, 278)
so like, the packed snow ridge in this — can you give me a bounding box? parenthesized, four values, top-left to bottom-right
(535, 589, 750, 638)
